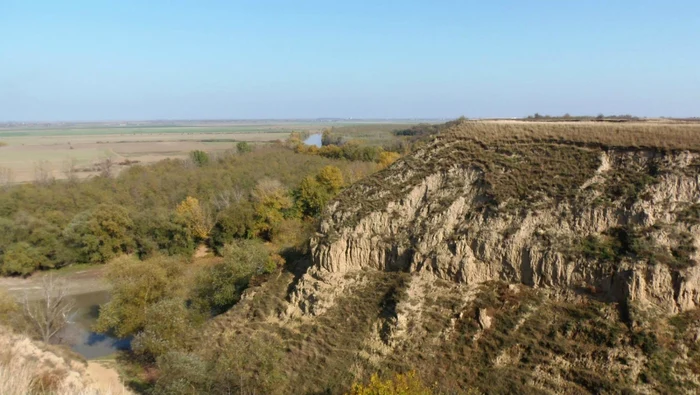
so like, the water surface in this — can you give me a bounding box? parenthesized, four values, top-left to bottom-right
(304, 133, 322, 147)
(60, 290, 131, 359)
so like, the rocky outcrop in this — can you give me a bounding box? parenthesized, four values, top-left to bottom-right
(291, 128, 700, 317)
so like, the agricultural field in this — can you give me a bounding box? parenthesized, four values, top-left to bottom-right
(0, 121, 421, 183)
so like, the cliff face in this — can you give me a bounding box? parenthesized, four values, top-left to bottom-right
(291, 125, 700, 317)
(204, 122, 700, 394)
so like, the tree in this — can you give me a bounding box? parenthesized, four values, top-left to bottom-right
(63, 204, 134, 264)
(296, 176, 330, 218)
(378, 151, 401, 169)
(0, 242, 42, 276)
(62, 157, 80, 183)
(95, 255, 184, 337)
(22, 275, 75, 343)
(192, 239, 275, 315)
(252, 179, 293, 240)
(176, 196, 213, 241)
(190, 150, 210, 167)
(296, 165, 345, 217)
(208, 201, 256, 253)
(347, 371, 435, 395)
(133, 209, 195, 258)
(0, 166, 14, 189)
(316, 165, 344, 194)
(132, 298, 194, 359)
(236, 141, 252, 154)
(34, 160, 54, 186)
(96, 154, 116, 178)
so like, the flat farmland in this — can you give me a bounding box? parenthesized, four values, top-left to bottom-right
(0, 122, 323, 182)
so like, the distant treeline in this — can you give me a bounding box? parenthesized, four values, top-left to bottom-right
(524, 113, 641, 122)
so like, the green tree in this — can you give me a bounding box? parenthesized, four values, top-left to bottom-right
(189, 150, 210, 167)
(0, 242, 42, 276)
(62, 204, 134, 264)
(95, 255, 184, 337)
(133, 209, 195, 258)
(236, 141, 252, 154)
(296, 165, 345, 217)
(192, 239, 274, 315)
(208, 201, 256, 253)
(296, 176, 331, 218)
(132, 298, 194, 359)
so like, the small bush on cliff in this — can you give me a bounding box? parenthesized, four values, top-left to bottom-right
(192, 239, 276, 315)
(347, 371, 436, 395)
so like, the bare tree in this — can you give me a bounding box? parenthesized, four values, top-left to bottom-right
(210, 187, 245, 212)
(0, 166, 13, 189)
(62, 157, 80, 182)
(34, 160, 54, 186)
(96, 155, 115, 178)
(22, 275, 75, 344)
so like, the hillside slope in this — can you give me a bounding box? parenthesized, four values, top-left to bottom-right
(207, 121, 700, 394)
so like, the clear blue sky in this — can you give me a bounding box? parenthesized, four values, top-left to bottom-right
(1, 1, 699, 121)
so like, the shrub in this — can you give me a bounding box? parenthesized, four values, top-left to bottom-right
(132, 298, 194, 359)
(236, 141, 252, 154)
(347, 371, 435, 395)
(154, 351, 210, 395)
(95, 255, 184, 337)
(208, 201, 256, 253)
(192, 239, 275, 315)
(62, 204, 135, 264)
(189, 150, 210, 167)
(133, 209, 195, 258)
(0, 242, 42, 276)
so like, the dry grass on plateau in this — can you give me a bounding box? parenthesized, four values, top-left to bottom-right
(447, 121, 700, 151)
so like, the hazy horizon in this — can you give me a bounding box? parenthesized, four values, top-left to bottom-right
(2, 1, 699, 122)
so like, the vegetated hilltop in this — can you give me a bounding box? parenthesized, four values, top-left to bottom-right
(203, 120, 700, 394)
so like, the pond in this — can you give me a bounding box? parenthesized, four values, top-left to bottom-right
(59, 290, 131, 359)
(304, 133, 322, 147)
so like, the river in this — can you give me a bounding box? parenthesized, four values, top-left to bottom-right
(304, 133, 322, 147)
(59, 290, 131, 359)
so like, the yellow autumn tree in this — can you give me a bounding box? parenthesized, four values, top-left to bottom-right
(378, 151, 401, 169)
(346, 371, 434, 395)
(176, 196, 212, 240)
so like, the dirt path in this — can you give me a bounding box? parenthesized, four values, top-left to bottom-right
(86, 361, 133, 394)
(0, 266, 110, 300)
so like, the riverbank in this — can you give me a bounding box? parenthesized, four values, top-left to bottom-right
(0, 265, 110, 301)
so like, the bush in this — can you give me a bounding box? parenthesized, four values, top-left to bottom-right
(95, 255, 184, 337)
(132, 298, 194, 360)
(133, 209, 195, 258)
(192, 239, 275, 315)
(236, 141, 252, 154)
(189, 150, 210, 167)
(154, 351, 210, 395)
(347, 371, 435, 395)
(62, 204, 135, 264)
(208, 201, 256, 253)
(0, 242, 42, 276)
(211, 333, 285, 394)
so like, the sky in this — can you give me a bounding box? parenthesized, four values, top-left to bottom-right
(1, 1, 699, 121)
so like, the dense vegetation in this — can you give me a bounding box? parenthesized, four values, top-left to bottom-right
(0, 142, 384, 276)
(2, 119, 699, 394)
